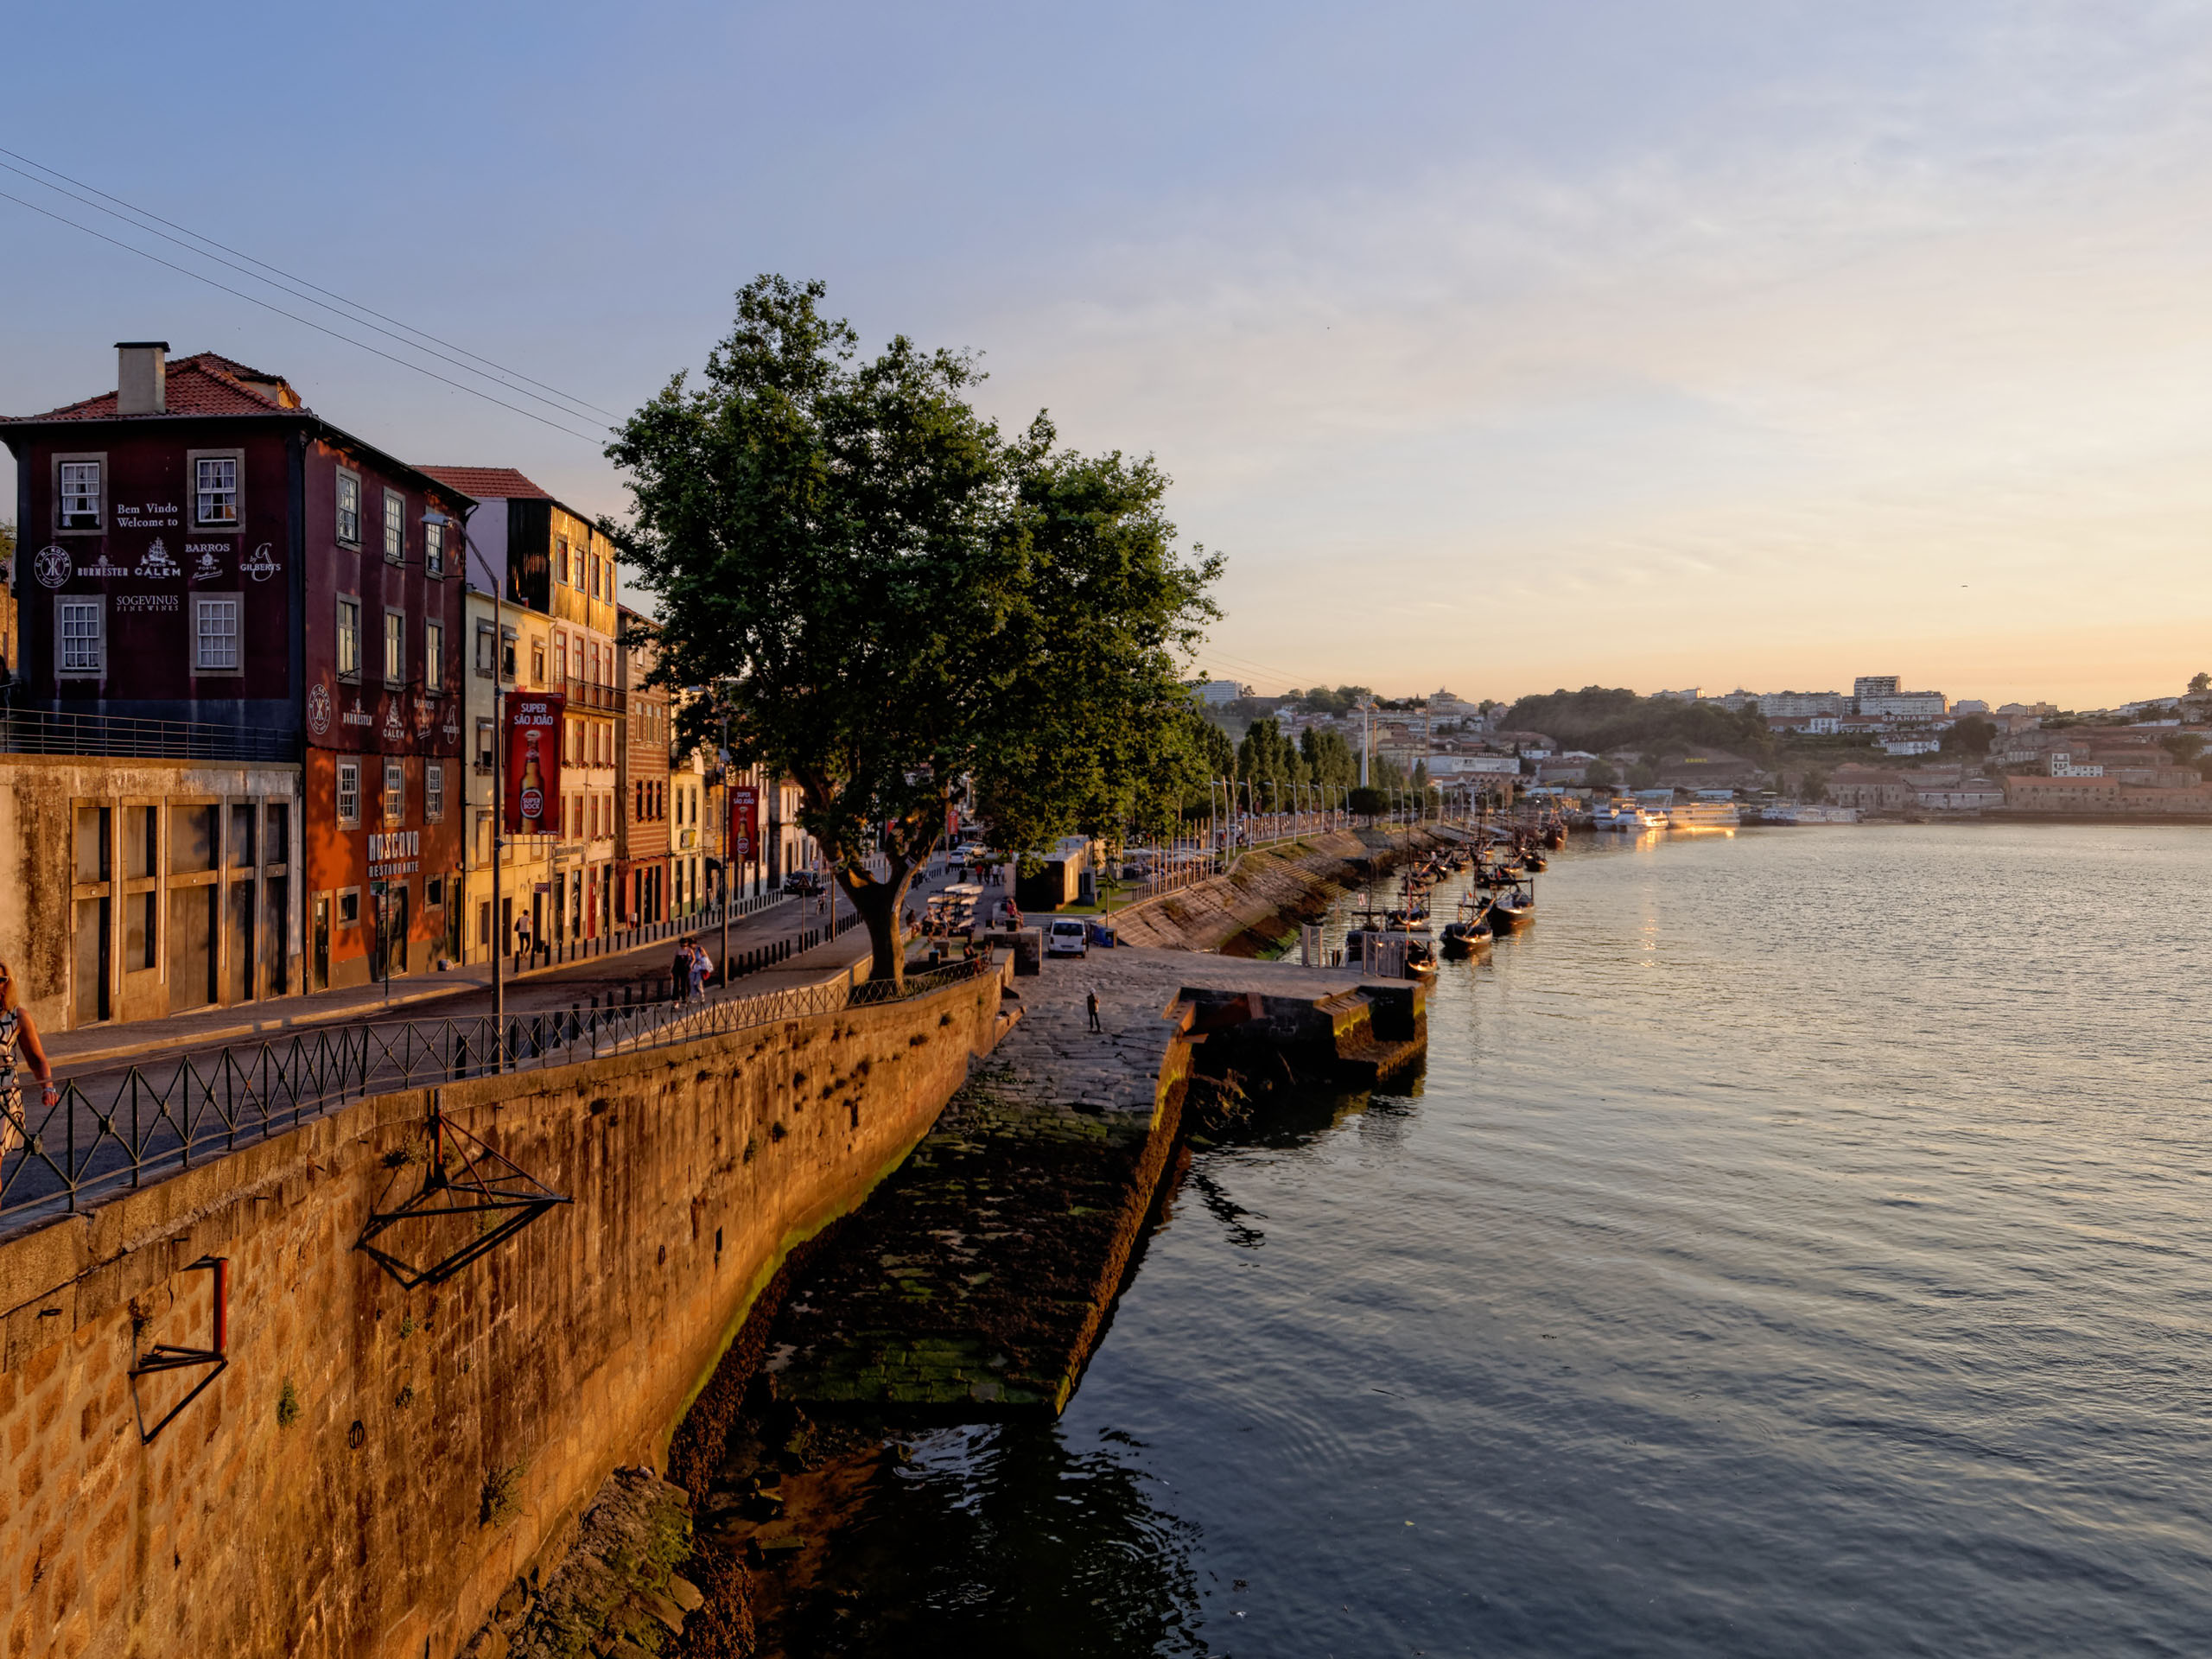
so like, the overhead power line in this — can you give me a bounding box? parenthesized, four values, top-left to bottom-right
(0, 188, 607, 445)
(0, 144, 620, 424)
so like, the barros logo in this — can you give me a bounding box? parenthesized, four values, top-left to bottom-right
(136, 537, 181, 580)
(191, 549, 225, 582)
(33, 545, 73, 588)
(242, 543, 281, 582)
(306, 682, 334, 736)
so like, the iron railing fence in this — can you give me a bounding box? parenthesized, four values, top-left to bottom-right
(1, 954, 993, 1241)
(0, 706, 296, 761)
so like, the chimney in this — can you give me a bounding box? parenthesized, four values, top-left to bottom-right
(115, 340, 170, 415)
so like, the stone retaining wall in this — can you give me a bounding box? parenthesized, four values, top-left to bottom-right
(1109, 827, 1440, 954)
(0, 970, 1000, 1659)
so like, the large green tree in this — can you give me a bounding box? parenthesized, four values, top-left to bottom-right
(606, 276, 1219, 986)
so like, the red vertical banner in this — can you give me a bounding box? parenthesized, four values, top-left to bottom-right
(729, 784, 759, 862)
(505, 693, 565, 835)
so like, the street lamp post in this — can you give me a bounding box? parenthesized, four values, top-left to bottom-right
(429, 508, 506, 1063)
(720, 702, 731, 989)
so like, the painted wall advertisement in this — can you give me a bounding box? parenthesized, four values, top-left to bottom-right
(505, 694, 565, 835)
(729, 784, 759, 862)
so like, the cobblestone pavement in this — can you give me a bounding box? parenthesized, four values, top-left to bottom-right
(991, 945, 1373, 1123)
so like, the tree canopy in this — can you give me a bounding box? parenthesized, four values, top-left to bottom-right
(606, 276, 1220, 982)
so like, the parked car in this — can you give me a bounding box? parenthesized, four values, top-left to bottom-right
(1046, 918, 1090, 958)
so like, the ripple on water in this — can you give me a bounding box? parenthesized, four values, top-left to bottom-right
(776, 825, 2212, 1657)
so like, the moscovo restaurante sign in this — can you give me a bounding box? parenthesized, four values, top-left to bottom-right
(367, 829, 422, 880)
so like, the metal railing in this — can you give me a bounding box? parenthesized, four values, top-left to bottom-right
(0, 706, 295, 761)
(1, 953, 995, 1240)
(496, 890, 793, 972)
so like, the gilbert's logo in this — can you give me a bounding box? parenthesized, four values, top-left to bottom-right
(135, 538, 181, 580)
(242, 543, 281, 582)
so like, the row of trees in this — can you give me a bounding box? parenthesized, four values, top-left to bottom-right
(607, 276, 1223, 985)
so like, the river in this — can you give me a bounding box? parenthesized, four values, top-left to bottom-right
(767, 823, 2212, 1656)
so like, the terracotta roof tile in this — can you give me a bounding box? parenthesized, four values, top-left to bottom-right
(415, 465, 550, 499)
(3, 352, 308, 422)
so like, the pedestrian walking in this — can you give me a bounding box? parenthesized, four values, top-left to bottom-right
(689, 942, 711, 1001)
(673, 938, 696, 1003)
(0, 961, 58, 1162)
(1087, 988, 1102, 1033)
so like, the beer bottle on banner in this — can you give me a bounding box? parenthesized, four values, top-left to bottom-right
(520, 730, 545, 830)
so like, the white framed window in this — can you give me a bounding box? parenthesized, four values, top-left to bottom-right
(423, 619, 443, 691)
(426, 761, 445, 822)
(56, 456, 104, 531)
(336, 761, 361, 826)
(384, 610, 405, 683)
(56, 597, 105, 675)
(336, 595, 361, 679)
(424, 519, 445, 578)
(336, 469, 361, 547)
(190, 451, 242, 528)
(193, 595, 241, 672)
(383, 759, 404, 824)
(384, 489, 405, 563)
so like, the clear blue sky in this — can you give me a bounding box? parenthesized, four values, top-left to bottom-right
(7, 1, 2211, 708)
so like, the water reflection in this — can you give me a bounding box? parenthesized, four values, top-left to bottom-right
(768, 1422, 1208, 1657)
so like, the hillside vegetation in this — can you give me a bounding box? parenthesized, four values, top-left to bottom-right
(1503, 686, 1775, 762)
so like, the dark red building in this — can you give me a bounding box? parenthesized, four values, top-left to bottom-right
(3, 344, 473, 993)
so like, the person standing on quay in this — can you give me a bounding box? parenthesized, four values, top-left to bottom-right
(0, 961, 58, 1161)
(1087, 988, 1103, 1033)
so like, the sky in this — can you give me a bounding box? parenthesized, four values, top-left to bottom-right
(5, 0, 2212, 710)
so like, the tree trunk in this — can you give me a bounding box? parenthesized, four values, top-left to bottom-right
(838, 864, 913, 991)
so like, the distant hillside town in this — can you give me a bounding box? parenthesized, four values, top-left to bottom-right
(1185, 673, 2212, 819)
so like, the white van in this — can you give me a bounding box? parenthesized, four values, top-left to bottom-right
(1046, 918, 1089, 958)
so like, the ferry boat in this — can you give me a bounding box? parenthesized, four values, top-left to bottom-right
(1760, 804, 1861, 825)
(1665, 802, 1741, 830)
(1592, 798, 1644, 829)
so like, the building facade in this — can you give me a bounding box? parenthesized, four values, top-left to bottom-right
(0, 755, 302, 1031)
(615, 607, 670, 926)
(3, 344, 469, 1006)
(423, 468, 624, 949)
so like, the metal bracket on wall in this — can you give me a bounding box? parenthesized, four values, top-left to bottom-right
(130, 1255, 230, 1446)
(356, 1098, 570, 1290)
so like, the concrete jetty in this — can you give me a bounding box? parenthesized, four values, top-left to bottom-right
(745, 946, 1426, 1421)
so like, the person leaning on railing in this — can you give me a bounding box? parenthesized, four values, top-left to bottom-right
(0, 960, 58, 1161)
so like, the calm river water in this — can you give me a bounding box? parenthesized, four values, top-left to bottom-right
(783, 823, 2212, 1656)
